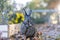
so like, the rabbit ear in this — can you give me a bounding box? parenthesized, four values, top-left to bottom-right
(23, 8, 27, 16)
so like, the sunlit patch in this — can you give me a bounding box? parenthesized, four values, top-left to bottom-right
(51, 20, 58, 24)
(50, 15, 55, 20)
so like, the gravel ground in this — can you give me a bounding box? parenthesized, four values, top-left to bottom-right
(35, 24, 60, 40)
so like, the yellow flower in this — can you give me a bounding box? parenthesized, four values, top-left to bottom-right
(8, 12, 25, 24)
(16, 12, 24, 21)
(16, 13, 20, 18)
(20, 14, 24, 21)
(14, 18, 18, 23)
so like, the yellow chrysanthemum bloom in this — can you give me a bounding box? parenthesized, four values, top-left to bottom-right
(16, 12, 24, 21)
(8, 12, 24, 24)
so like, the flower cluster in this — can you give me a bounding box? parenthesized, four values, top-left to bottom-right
(8, 12, 24, 24)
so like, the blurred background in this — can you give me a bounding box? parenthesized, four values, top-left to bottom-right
(0, 0, 60, 25)
(0, 0, 60, 40)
